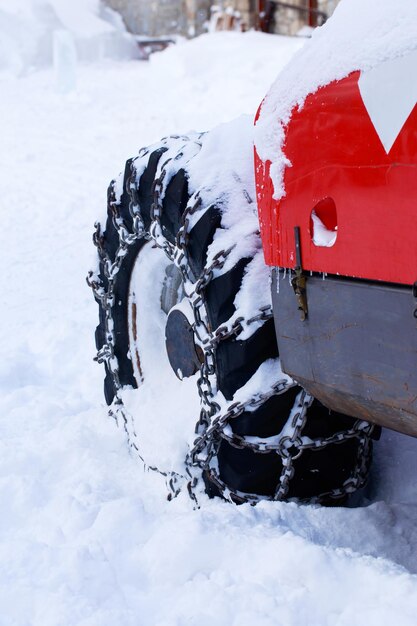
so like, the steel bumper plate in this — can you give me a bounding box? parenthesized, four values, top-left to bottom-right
(272, 269, 417, 437)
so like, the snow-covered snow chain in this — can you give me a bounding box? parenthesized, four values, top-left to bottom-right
(87, 134, 374, 507)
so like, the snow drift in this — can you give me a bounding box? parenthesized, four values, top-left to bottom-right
(0, 0, 138, 76)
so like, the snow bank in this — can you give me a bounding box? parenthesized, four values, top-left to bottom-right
(255, 0, 417, 197)
(0, 0, 137, 76)
(148, 31, 304, 133)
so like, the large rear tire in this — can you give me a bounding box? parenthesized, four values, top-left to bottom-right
(88, 130, 375, 505)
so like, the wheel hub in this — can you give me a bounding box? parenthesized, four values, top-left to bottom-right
(165, 309, 203, 379)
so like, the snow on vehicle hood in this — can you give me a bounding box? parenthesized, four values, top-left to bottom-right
(254, 0, 417, 199)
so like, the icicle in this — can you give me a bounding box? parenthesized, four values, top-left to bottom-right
(53, 29, 77, 94)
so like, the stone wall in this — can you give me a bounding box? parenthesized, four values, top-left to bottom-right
(104, 0, 212, 37)
(223, 0, 342, 34)
(270, 1, 342, 35)
(320, 0, 341, 16)
(232, 0, 256, 30)
(104, 0, 342, 38)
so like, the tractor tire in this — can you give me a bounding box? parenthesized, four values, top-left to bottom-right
(89, 130, 376, 505)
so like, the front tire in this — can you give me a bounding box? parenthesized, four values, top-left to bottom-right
(88, 128, 375, 505)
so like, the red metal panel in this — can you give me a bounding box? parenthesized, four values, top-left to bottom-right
(255, 71, 417, 285)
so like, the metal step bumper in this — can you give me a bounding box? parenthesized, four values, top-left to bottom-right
(272, 269, 417, 437)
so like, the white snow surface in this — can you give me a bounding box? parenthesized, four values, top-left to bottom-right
(255, 0, 417, 198)
(1, 20, 417, 626)
(311, 212, 337, 248)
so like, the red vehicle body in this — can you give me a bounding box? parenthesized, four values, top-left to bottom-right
(255, 52, 417, 438)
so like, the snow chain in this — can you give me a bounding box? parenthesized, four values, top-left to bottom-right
(87, 135, 375, 507)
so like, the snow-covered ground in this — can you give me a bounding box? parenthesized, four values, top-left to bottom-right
(1, 12, 417, 626)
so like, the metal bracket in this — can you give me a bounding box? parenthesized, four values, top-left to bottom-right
(413, 281, 417, 321)
(291, 226, 308, 321)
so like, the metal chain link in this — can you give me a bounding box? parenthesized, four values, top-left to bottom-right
(87, 135, 375, 507)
